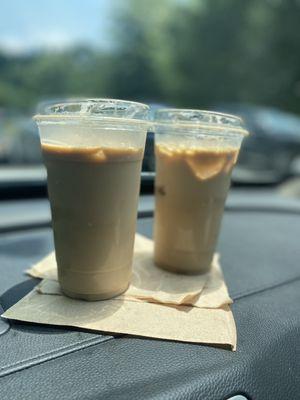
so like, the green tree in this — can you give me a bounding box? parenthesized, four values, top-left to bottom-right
(107, 0, 172, 102)
(110, 0, 300, 113)
(0, 48, 111, 112)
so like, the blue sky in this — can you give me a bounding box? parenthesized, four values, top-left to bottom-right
(0, 0, 115, 54)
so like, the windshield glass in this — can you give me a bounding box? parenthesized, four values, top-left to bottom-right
(1, 0, 300, 188)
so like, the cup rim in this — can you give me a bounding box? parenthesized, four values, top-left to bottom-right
(154, 108, 249, 136)
(33, 98, 150, 125)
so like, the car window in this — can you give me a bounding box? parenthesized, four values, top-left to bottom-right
(1, 1, 300, 192)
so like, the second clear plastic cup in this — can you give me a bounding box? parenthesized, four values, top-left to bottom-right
(34, 99, 149, 300)
(154, 109, 248, 274)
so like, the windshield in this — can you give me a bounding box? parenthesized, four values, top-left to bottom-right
(1, 0, 300, 190)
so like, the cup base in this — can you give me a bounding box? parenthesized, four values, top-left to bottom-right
(155, 261, 211, 276)
(61, 285, 129, 302)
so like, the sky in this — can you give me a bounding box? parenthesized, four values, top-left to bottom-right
(0, 0, 115, 54)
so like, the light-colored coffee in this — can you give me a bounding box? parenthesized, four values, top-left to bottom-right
(154, 144, 238, 274)
(42, 143, 143, 300)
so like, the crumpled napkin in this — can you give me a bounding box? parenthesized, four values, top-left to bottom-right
(26, 234, 231, 308)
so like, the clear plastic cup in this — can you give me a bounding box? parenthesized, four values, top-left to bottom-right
(34, 99, 149, 300)
(153, 109, 248, 274)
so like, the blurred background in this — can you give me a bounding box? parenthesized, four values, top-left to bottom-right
(1, 0, 300, 198)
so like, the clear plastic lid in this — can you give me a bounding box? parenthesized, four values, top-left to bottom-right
(154, 109, 248, 136)
(34, 99, 149, 147)
(34, 98, 149, 125)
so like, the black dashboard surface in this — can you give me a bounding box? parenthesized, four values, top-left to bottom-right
(0, 192, 299, 399)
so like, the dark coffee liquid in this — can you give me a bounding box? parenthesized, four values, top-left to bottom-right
(154, 144, 238, 274)
(42, 143, 143, 300)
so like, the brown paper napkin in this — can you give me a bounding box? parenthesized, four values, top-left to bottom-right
(26, 234, 231, 308)
(2, 281, 236, 349)
(36, 255, 231, 309)
(2, 234, 236, 349)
